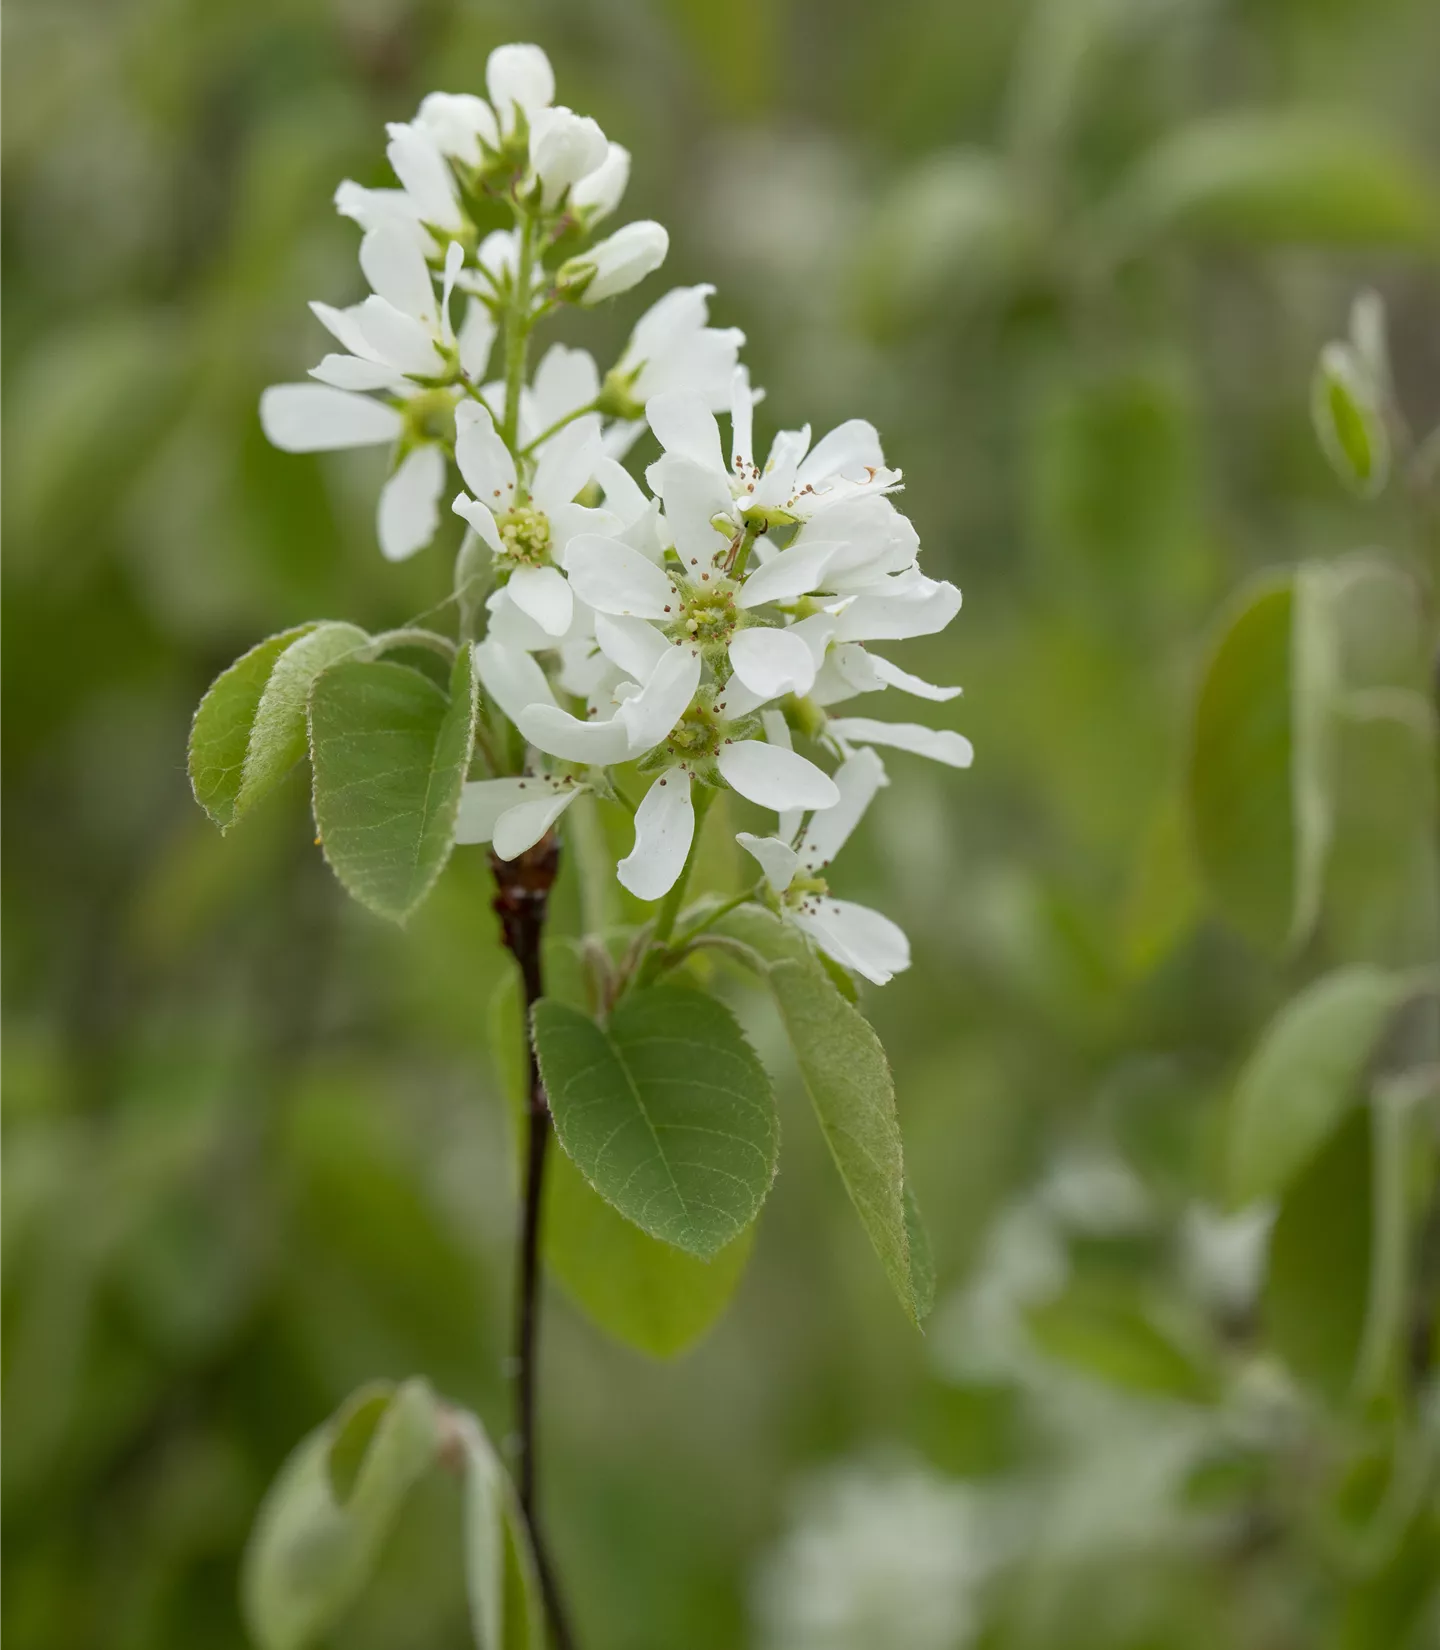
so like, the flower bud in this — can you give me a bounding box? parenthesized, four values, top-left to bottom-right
(571, 142, 631, 221)
(529, 107, 609, 208)
(559, 221, 669, 305)
(486, 43, 554, 133)
(416, 92, 499, 165)
(1311, 341, 1389, 498)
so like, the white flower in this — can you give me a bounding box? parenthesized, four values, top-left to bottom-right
(260, 236, 488, 562)
(614, 284, 746, 411)
(571, 142, 630, 220)
(452, 403, 608, 638)
(487, 43, 555, 134)
(333, 180, 430, 260)
(646, 373, 904, 572)
(565, 221, 669, 304)
(737, 748, 910, 985)
(529, 106, 609, 207)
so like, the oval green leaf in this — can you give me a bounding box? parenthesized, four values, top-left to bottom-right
(309, 649, 477, 923)
(533, 984, 779, 1259)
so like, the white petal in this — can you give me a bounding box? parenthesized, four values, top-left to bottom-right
(506, 565, 573, 637)
(565, 534, 676, 618)
(310, 300, 384, 362)
(794, 900, 910, 986)
(752, 424, 810, 509)
(530, 107, 609, 207)
(646, 452, 733, 566)
(728, 627, 817, 700)
(729, 366, 755, 469)
(735, 832, 799, 893)
(384, 122, 463, 229)
(617, 772, 695, 900)
(360, 224, 437, 324)
(518, 703, 631, 765)
(550, 502, 620, 559)
(571, 141, 630, 218)
(647, 392, 725, 475)
(456, 777, 535, 844)
(532, 413, 601, 514)
(717, 740, 839, 811)
(624, 285, 713, 370)
(594, 457, 648, 526)
(795, 419, 884, 491)
(333, 181, 424, 240)
(811, 641, 885, 706)
(452, 492, 504, 553)
(454, 403, 517, 506)
(798, 747, 887, 870)
(617, 644, 701, 755)
(493, 786, 582, 860)
(472, 638, 558, 724)
(827, 717, 974, 769)
(735, 540, 839, 609)
(259, 384, 401, 452)
(458, 300, 497, 379)
(356, 296, 444, 378)
(416, 91, 498, 162)
(869, 655, 962, 701)
(310, 354, 407, 392)
(529, 344, 601, 436)
(831, 576, 962, 642)
(377, 446, 445, 562)
(487, 43, 554, 130)
(760, 708, 802, 841)
(485, 586, 577, 651)
(593, 612, 670, 680)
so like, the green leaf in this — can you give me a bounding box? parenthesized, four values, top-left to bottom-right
(1026, 1291, 1217, 1400)
(904, 1183, 936, 1322)
(309, 648, 478, 922)
(189, 626, 316, 829)
(715, 904, 922, 1324)
(1188, 575, 1306, 952)
(239, 622, 370, 817)
(1264, 1107, 1373, 1403)
(1312, 342, 1390, 498)
(533, 984, 779, 1260)
(1106, 113, 1440, 251)
(1229, 966, 1410, 1205)
(489, 969, 754, 1358)
(241, 1379, 441, 1650)
(457, 1411, 546, 1650)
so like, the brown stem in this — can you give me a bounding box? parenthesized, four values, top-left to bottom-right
(489, 834, 576, 1650)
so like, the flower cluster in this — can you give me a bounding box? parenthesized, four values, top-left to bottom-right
(259, 42, 970, 986)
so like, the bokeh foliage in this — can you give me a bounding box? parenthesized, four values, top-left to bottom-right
(5, 0, 1440, 1647)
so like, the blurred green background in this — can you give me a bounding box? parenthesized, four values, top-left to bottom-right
(5, 0, 1440, 1646)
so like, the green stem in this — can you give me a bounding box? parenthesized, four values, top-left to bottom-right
(520, 399, 602, 458)
(672, 887, 760, 949)
(501, 212, 538, 453)
(729, 525, 759, 582)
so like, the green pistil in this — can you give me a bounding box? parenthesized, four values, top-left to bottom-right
(672, 583, 737, 649)
(782, 872, 829, 909)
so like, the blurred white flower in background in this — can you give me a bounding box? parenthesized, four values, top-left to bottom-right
(752, 1457, 1005, 1650)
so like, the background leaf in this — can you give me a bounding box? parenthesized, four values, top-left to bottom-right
(1107, 112, 1440, 250)
(241, 1379, 441, 1650)
(308, 649, 476, 922)
(1263, 1107, 1374, 1404)
(1188, 576, 1296, 951)
(534, 985, 779, 1259)
(1229, 966, 1409, 1205)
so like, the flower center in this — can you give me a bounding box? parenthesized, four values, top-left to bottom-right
(496, 505, 553, 567)
(402, 388, 458, 448)
(669, 583, 737, 651)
